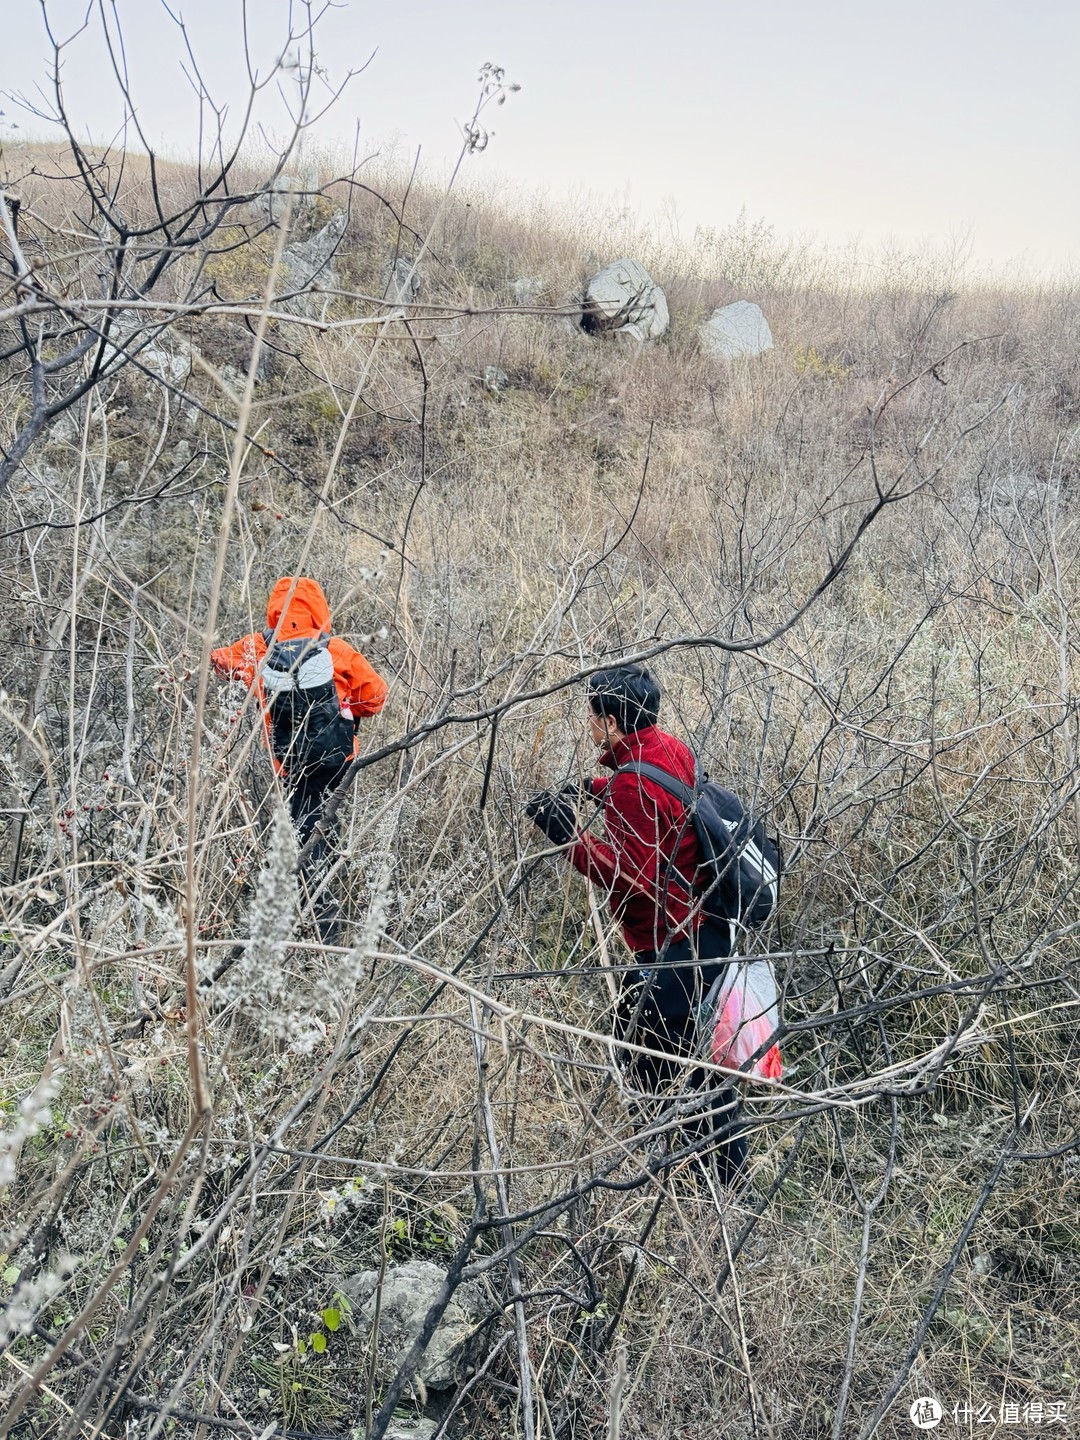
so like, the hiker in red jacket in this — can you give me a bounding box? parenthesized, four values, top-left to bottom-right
(525, 663, 748, 1188)
(212, 577, 387, 935)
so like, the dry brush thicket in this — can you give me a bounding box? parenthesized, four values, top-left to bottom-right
(1, 33, 1079, 1440)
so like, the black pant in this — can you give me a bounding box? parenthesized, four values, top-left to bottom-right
(287, 762, 344, 857)
(287, 762, 346, 940)
(616, 925, 747, 1188)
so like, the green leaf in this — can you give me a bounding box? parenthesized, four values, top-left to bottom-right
(321, 1307, 340, 1332)
(296, 1338, 307, 1356)
(311, 1331, 327, 1354)
(3, 1265, 20, 1286)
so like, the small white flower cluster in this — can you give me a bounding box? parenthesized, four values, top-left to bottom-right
(0, 1255, 76, 1348)
(219, 805, 299, 1040)
(142, 890, 184, 951)
(0, 1069, 64, 1188)
(316, 1176, 369, 1223)
(306, 850, 392, 1024)
(219, 802, 401, 1056)
(58, 1197, 114, 1257)
(356, 804, 400, 911)
(413, 853, 483, 925)
(60, 977, 107, 1080)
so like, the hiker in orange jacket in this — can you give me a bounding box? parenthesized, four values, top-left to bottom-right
(212, 577, 387, 902)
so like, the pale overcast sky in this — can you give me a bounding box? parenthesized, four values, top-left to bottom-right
(3, 0, 1077, 274)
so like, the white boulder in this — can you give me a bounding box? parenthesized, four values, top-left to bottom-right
(582, 258, 669, 342)
(700, 300, 773, 359)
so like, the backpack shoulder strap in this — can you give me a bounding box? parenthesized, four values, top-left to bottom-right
(615, 760, 697, 808)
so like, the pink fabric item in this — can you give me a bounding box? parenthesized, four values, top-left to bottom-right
(710, 960, 784, 1081)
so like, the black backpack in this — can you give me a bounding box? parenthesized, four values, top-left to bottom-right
(261, 633, 354, 772)
(615, 761, 781, 930)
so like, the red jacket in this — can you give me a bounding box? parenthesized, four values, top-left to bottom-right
(211, 577, 387, 769)
(569, 725, 702, 954)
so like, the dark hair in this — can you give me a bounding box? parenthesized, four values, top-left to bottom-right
(587, 664, 661, 734)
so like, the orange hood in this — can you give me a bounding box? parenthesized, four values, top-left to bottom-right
(265, 576, 332, 638)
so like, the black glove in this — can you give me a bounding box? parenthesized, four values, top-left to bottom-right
(525, 784, 580, 846)
(581, 776, 605, 804)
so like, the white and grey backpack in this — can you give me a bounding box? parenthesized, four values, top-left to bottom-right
(261, 633, 353, 771)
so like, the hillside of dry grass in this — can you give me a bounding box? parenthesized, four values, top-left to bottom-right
(0, 129, 1078, 1440)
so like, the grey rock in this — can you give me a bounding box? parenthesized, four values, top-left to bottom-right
(338, 1259, 487, 1392)
(332, 1424, 434, 1440)
(382, 257, 422, 307)
(254, 174, 311, 225)
(278, 210, 348, 316)
(700, 300, 773, 359)
(96, 321, 193, 389)
(141, 345, 191, 385)
(510, 276, 544, 306)
(482, 365, 509, 395)
(383, 1420, 437, 1440)
(282, 209, 347, 291)
(581, 258, 669, 342)
(49, 408, 83, 442)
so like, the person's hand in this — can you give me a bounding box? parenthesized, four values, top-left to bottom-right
(525, 784, 580, 846)
(581, 776, 606, 804)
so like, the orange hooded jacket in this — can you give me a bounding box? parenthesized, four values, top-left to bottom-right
(211, 577, 387, 766)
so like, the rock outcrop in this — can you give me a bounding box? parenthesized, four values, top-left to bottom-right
(382, 257, 423, 307)
(276, 209, 348, 316)
(254, 174, 313, 226)
(581, 258, 669, 342)
(281, 210, 348, 292)
(700, 300, 773, 359)
(338, 1259, 487, 1393)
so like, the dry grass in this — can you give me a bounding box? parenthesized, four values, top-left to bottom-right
(0, 128, 1078, 1440)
